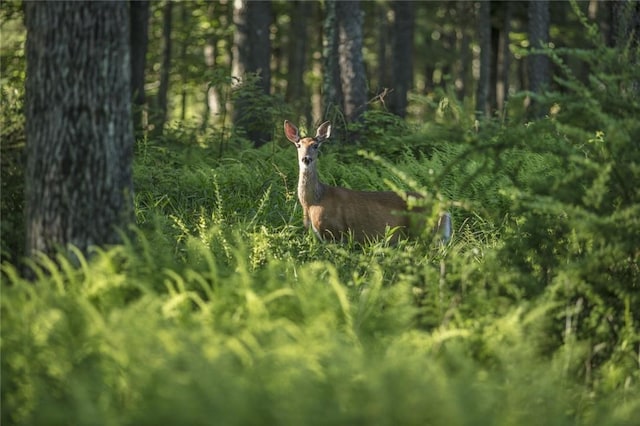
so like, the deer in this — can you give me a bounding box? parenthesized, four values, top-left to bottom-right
(284, 120, 452, 244)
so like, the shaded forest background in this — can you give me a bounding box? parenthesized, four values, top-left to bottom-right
(3, 1, 631, 146)
(130, 0, 633, 133)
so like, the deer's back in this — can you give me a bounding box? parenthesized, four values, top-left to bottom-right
(306, 186, 423, 242)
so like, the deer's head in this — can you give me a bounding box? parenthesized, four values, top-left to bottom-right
(284, 121, 331, 169)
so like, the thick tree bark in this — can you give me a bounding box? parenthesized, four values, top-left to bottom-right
(24, 1, 134, 258)
(337, 0, 367, 123)
(476, 0, 491, 119)
(528, 0, 550, 118)
(130, 0, 149, 135)
(232, 0, 272, 147)
(390, 0, 414, 118)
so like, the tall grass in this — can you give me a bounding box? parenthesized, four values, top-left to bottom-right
(3, 112, 638, 424)
(2, 236, 635, 426)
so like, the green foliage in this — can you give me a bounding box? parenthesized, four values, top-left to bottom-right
(0, 76, 25, 263)
(4, 86, 640, 423)
(1, 5, 27, 263)
(231, 72, 293, 148)
(3, 224, 638, 425)
(3, 6, 639, 425)
(497, 19, 640, 389)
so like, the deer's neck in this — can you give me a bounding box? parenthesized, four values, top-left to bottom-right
(298, 165, 324, 206)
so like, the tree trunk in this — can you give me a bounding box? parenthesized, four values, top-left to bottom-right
(489, 25, 499, 114)
(231, 0, 272, 95)
(24, 1, 134, 259)
(337, 0, 367, 123)
(440, 31, 455, 88)
(476, 0, 491, 119)
(130, 0, 150, 136)
(155, 0, 173, 134)
(609, 0, 640, 95)
(457, 30, 471, 101)
(498, 0, 512, 112)
(322, 0, 343, 120)
(232, 0, 273, 147)
(285, 0, 311, 120)
(608, 0, 640, 49)
(390, 0, 414, 118)
(201, 2, 218, 130)
(528, 0, 550, 118)
(376, 2, 391, 94)
(456, 1, 473, 101)
(249, 1, 272, 96)
(180, 2, 188, 122)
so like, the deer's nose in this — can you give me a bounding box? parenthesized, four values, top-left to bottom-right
(302, 156, 312, 165)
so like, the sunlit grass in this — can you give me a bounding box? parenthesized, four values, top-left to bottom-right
(2, 115, 639, 425)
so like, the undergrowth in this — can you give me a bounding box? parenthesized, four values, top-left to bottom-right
(2, 13, 639, 426)
(3, 104, 638, 423)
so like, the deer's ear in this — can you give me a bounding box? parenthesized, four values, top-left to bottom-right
(315, 121, 331, 142)
(284, 120, 300, 144)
